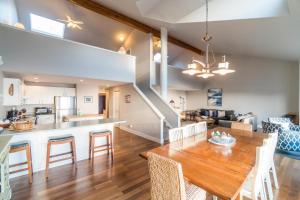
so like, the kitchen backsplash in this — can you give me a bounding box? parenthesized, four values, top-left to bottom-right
(2, 104, 54, 116)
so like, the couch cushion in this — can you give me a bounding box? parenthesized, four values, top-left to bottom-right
(200, 109, 209, 116)
(225, 110, 235, 117)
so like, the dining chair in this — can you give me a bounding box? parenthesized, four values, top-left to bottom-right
(262, 132, 279, 200)
(231, 122, 252, 131)
(240, 144, 268, 200)
(184, 122, 207, 138)
(268, 132, 279, 189)
(194, 122, 207, 135)
(169, 127, 185, 142)
(148, 153, 206, 200)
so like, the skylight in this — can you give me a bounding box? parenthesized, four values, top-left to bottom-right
(30, 13, 65, 38)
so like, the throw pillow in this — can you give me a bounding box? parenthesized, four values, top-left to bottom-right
(209, 110, 214, 117)
(218, 110, 225, 118)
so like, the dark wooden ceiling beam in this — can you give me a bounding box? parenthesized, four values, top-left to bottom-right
(69, 0, 203, 55)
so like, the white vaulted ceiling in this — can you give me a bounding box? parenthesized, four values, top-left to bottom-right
(97, 0, 300, 62)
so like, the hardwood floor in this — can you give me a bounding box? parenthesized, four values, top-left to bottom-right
(10, 128, 300, 200)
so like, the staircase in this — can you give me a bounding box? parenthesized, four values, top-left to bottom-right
(137, 83, 180, 140)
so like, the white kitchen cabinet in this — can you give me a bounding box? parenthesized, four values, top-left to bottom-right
(24, 85, 75, 105)
(2, 78, 22, 106)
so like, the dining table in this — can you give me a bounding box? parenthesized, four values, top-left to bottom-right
(140, 127, 269, 200)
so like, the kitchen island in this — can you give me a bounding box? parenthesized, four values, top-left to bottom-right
(0, 135, 12, 199)
(1, 119, 125, 178)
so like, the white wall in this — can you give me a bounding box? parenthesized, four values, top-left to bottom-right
(124, 30, 151, 86)
(186, 55, 299, 125)
(168, 89, 187, 113)
(109, 84, 162, 142)
(0, 0, 18, 25)
(76, 84, 99, 115)
(0, 24, 135, 83)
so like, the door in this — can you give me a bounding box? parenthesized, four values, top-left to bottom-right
(98, 94, 106, 115)
(112, 91, 120, 119)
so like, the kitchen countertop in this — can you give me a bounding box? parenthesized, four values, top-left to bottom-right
(1, 118, 125, 135)
(63, 114, 103, 122)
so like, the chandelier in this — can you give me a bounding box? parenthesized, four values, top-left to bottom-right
(182, 0, 235, 78)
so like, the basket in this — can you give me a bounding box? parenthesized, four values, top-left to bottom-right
(11, 121, 34, 131)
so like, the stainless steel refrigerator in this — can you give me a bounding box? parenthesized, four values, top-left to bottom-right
(54, 96, 77, 122)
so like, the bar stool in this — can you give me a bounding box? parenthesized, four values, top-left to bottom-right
(89, 130, 113, 165)
(45, 135, 77, 179)
(9, 141, 33, 183)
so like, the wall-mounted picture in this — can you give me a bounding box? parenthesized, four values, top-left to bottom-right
(208, 88, 222, 106)
(84, 96, 93, 103)
(125, 94, 131, 103)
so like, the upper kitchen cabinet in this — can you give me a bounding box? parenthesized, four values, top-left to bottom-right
(24, 85, 75, 105)
(2, 78, 22, 106)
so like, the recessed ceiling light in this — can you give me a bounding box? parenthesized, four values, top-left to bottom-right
(33, 77, 39, 80)
(118, 35, 125, 42)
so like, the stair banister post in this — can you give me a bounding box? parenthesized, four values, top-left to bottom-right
(160, 27, 168, 101)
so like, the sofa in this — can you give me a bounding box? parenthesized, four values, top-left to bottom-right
(194, 109, 257, 131)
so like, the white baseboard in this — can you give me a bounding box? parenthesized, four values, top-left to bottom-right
(120, 125, 162, 144)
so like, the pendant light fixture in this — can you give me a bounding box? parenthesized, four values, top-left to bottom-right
(182, 63, 201, 76)
(213, 55, 235, 75)
(182, 0, 235, 79)
(195, 0, 215, 79)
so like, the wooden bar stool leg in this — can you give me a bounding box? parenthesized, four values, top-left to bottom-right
(109, 133, 114, 161)
(106, 135, 110, 156)
(91, 136, 95, 166)
(26, 145, 33, 184)
(89, 135, 92, 160)
(71, 139, 77, 169)
(45, 142, 51, 179)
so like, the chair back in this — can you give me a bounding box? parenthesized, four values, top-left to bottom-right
(268, 117, 291, 124)
(169, 127, 185, 142)
(263, 132, 278, 168)
(252, 144, 268, 198)
(194, 122, 207, 135)
(148, 153, 186, 200)
(231, 122, 252, 131)
(184, 122, 207, 138)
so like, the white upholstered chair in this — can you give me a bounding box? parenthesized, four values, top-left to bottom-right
(240, 144, 268, 200)
(169, 127, 185, 142)
(148, 153, 206, 200)
(263, 132, 279, 200)
(184, 122, 207, 138)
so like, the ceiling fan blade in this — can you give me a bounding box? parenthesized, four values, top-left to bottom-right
(73, 21, 84, 24)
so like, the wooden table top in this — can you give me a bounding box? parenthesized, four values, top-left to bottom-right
(140, 127, 268, 200)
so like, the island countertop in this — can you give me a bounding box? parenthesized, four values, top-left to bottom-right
(1, 118, 125, 135)
(0, 135, 13, 155)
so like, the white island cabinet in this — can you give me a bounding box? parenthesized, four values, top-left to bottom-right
(2, 119, 125, 178)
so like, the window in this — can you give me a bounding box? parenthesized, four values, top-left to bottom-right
(30, 13, 65, 38)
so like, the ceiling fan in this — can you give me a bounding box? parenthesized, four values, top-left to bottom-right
(59, 15, 83, 30)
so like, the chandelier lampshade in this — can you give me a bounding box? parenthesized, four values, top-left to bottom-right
(182, 63, 201, 76)
(212, 55, 235, 75)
